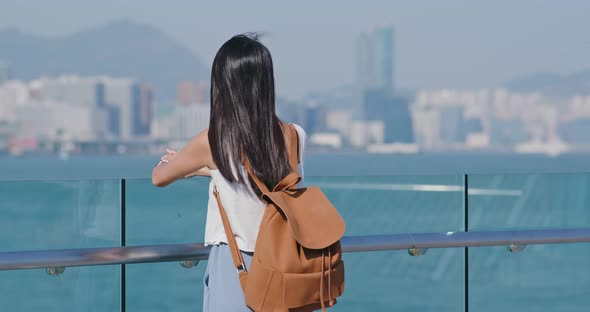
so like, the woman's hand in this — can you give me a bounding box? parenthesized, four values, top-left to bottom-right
(151, 130, 212, 187)
(160, 149, 177, 162)
(162, 149, 210, 178)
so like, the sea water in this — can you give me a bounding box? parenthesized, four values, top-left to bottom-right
(0, 153, 589, 311)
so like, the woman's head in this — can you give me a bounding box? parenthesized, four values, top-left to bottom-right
(209, 34, 291, 192)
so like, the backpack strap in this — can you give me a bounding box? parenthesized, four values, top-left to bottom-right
(288, 124, 300, 171)
(243, 124, 300, 195)
(212, 186, 248, 290)
(243, 157, 271, 194)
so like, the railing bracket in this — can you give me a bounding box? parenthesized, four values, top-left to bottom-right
(507, 244, 527, 253)
(180, 260, 199, 269)
(408, 247, 428, 256)
(46, 267, 65, 276)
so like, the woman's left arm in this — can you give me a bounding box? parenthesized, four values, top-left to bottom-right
(185, 167, 211, 178)
(152, 130, 211, 187)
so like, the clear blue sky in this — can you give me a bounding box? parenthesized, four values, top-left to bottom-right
(1, 0, 589, 99)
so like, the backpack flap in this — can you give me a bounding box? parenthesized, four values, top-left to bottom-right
(263, 187, 345, 249)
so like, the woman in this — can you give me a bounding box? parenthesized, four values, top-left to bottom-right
(151, 34, 306, 311)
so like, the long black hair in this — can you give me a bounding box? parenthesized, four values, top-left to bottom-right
(208, 34, 291, 195)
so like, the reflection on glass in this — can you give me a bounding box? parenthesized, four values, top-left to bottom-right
(468, 173, 590, 230)
(126, 178, 209, 312)
(307, 175, 464, 234)
(0, 180, 120, 251)
(308, 175, 465, 311)
(336, 249, 463, 312)
(469, 173, 590, 311)
(0, 179, 120, 311)
(0, 266, 120, 312)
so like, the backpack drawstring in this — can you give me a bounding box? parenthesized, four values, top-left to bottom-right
(328, 248, 332, 304)
(320, 250, 326, 311)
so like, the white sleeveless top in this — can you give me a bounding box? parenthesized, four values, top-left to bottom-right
(204, 124, 306, 252)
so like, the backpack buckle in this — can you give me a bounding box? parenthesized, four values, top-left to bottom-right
(236, 263, 247, 273)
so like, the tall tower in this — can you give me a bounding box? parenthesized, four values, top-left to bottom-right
(355, 32, 376, 90)
(355, 25, 394, 91)
(374, 25, 394, 91)
(136, 84, 153, 136)
(0, 61, 9, 85)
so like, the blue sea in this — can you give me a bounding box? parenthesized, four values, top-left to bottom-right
(0, 153, 589, 311)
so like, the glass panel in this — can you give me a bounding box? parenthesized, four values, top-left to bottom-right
(307, 175, 465, 311)
(126, 177, 209, 312)
(469, 173, 590, 311)
(308, 175, 465, 234)
(0, 179, 120, 311)
(0, 266, 120, 311)
(126, 174, 465, 311)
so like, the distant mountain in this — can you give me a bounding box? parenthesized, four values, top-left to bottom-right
(0, 19, 208, 99)
(505, 70, 590, 96)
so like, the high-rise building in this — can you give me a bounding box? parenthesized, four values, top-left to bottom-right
(4, 75, 154, 140)
(30, 76, 110, 138)
(103, 78, 138, 140)
(15, 99, 108, 141)
(34, 76, 104, 108)
(0, 61, 10, 85)
(439, 106, 467, 144)
(152, 105, 210, 139)
(349, 121, 385, 148)
(363, 89, 414, 143)
(355, 33, 376, 90)
(276, 97, 304, 125)
(325, 110, 353, 137)
(102, 77, 155, 139)
(177, 81, 208, 106)
(303, 102, 326, 135)
(0, 81, 29, 121)
(132, 84, 153, 137)
(374, 26, 394, 90)
(356, 25, 394, 91)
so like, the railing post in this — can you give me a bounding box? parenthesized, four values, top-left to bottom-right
(463, 174, 469, 312)
(120, 179, 126, 312)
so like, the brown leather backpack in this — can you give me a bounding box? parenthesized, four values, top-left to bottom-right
(212, 124, 345, 311)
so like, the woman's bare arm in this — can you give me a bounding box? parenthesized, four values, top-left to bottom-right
(185, 167, 211, 178)
(152, 129, 212, 187)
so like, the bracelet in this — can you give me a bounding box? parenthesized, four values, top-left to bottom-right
(154, 159, 169, 168)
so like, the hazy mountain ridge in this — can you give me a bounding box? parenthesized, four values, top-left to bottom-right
(505, 70, 590, 96)
(0, 19, 208, 99)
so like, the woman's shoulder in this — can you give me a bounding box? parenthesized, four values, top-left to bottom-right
(289, 123, 307, 140)
(288, 123, 306, 162)
(187, 128, 215, 168)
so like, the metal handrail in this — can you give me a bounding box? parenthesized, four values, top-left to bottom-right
(1, 228, 590, 271)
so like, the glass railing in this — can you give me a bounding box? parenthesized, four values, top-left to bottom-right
(0, 174, 589, 311)
(468, 173, 590, 312)
(0, 179, 121, 311)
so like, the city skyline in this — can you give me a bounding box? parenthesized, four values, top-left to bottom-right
(1, 1, 589, 99)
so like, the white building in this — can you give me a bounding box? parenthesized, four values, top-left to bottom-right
(152, 105, 210, 140)
(0, 81, 29, 121)
(349, 120, 384, 148)
(310, 132, 342, 149)
(325, 110, 353, 137)
(103, 77, 136, 140)
(16, 99, 108, 141)
(32, 76, 104, 108)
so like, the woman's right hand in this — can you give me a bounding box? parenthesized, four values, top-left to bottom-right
(161, 149, 177, 161)
(152, 130, 212, 187)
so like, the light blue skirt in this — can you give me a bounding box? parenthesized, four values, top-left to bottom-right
(203, 244, 253, 312)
